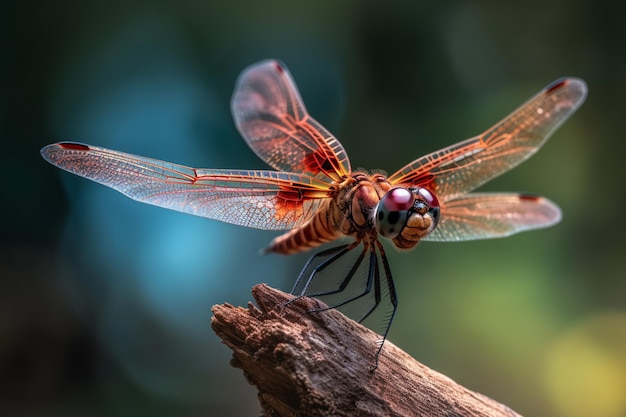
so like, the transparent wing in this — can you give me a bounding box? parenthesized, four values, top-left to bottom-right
(425, 193, 561, 241)
(389, 78, 587, 198)
(232, 60, 351, 182)
(41, 142, 331, 230)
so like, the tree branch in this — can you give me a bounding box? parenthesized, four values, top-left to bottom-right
(211, 284, 522, 417)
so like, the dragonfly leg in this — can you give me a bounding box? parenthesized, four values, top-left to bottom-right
(354, 246, 382, 323)
(292, 240, 398, 370)
(290, 243, 352, 295)
(370, 240, 398, 371)
(286, 242, 362, 310)
(305, 245, 367, 298)
(307, 245, 375, 312)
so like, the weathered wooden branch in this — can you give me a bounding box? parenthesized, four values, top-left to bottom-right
(211, 284, 522, 417)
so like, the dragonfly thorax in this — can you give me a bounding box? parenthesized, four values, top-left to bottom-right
(333, 172, 393, 237)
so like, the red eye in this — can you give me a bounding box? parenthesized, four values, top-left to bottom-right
(416, 188, 439, 209)
(382, 188, 413, 211)
(375, 188, 414, 239)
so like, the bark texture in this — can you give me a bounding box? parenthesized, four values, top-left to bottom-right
(211, 284, 522, 417)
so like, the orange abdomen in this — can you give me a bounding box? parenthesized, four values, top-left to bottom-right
(263, 199, 344, 255)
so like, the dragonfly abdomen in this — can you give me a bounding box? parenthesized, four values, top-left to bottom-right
(263, 200, 344, 255)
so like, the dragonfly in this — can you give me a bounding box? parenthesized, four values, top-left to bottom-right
(41, 60, 587, 367)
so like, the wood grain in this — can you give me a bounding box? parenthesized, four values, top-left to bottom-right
(211, 284, 522, 417)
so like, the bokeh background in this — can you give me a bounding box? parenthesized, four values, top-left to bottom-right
(4, 1, 626, 416)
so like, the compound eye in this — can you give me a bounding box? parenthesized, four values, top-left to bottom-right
(375, 188, 414, 238)
(413, 187, 441, 228)
(416, 188, 439, 208)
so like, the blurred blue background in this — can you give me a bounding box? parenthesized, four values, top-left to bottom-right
(4, 1, 626, 416)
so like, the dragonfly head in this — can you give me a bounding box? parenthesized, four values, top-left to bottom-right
(375, 187, 440, 249)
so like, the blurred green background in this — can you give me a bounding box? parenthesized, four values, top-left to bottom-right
(4, 1, 626, 416)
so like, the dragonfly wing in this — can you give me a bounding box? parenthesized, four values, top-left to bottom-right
(389, 78, 587, 197)
(41, 142, 331, 230)
(425, 193, 561, 241)
(232, 60, 351, 182)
